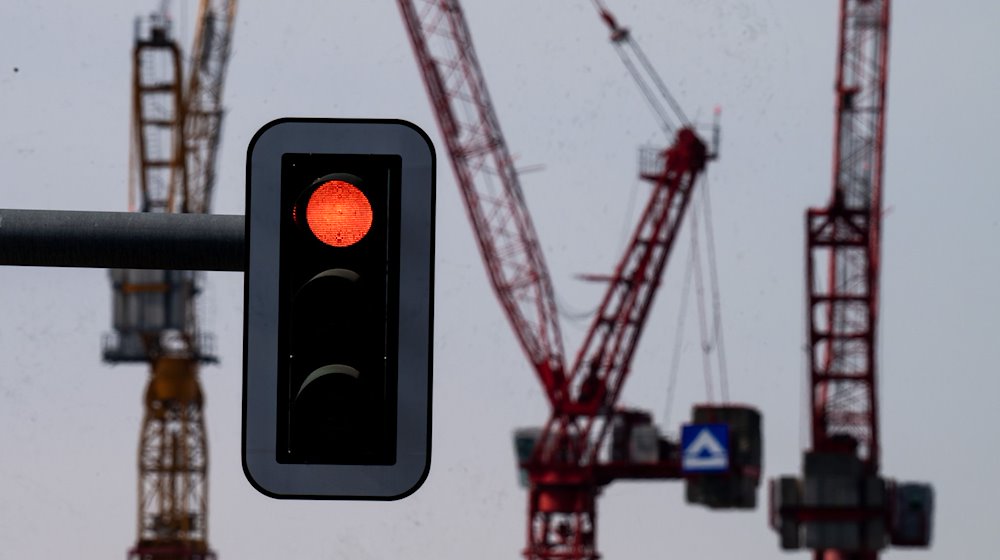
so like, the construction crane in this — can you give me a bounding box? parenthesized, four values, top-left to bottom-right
(103, 1, 236, 559)
(769, 1, 934, 557)
(398, 2, 760, 559)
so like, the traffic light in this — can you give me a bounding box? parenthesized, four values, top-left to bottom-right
(279, 161, 399, 467)
(244, 119, 435, 499)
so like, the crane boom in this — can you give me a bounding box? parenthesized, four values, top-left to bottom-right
(398, 0, 567, 401)
(536, 2, 718, 467)
(183, 0, 237, 214)
(130, 15, 186, 214)
(540, 131, 707, 466)
(401, 4, 757, 560)
(592, 1, 690, 135)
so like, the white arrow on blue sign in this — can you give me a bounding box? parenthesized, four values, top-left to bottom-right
(681, 423, 730, 473)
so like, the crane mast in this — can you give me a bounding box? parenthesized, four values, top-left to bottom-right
(106, 2, 236, 559)
(811, 0, 890, 472)
(129, 12, 186, 215)
(770, 1, 933, 556)
(400, 3, 759, 560)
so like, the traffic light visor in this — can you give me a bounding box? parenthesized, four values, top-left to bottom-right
(304, 178, 373, 247)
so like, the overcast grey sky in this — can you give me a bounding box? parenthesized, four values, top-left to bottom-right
(1, 1, 998, 558)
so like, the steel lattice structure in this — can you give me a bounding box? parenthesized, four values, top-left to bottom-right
(183, 0, 237, 215)
(771, 1, 932, 557)
(110, 3, 236, 559)
(807, 0, 891, 472)
(398, 0, 567, 404)
(399, 3, 733, 559)
(525, 133, 707, 560)
(131, 20, 186, 214)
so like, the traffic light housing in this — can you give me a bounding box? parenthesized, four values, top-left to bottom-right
(244, 119, 434, 499)
(280, 161, 400, 467)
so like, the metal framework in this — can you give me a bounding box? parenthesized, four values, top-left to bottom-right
(397, 0, 566, 403)
(807, 0, 890, 472)
(183, 0, 237, 215)
(112, 3, 236, 559)
(133, 357, 213, 560)
(768, 2, 937, 559)
(131, 16, 187, 214)
(525, 133, 706, 560)
(399, 3, 718, 559)
(799, 4, 891, 558)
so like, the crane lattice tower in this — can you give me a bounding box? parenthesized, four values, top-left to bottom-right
(103, 2, 236, 559)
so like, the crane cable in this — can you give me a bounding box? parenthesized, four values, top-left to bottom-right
(700, 174, 730, 403)
(589, 0, 691, 134)
(613, 45, 676, 135)
(688, 191, 715, 403)
(663, 241, 695, 429)
(663, 176, 732, 427)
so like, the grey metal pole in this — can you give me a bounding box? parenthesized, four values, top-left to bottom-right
(0, 209, 245, 271)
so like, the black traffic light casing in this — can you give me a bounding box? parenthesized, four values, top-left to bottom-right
(278, 157, 400, 466)
(244, 119, 434, 499)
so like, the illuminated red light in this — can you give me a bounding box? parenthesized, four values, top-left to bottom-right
(305, 180, 373, 247)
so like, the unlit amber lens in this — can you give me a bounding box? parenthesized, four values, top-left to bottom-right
(305, 180, 373, 247)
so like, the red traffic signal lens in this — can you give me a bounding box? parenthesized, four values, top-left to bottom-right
(304, 179, 373, 247)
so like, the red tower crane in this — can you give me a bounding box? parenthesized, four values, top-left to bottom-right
(769, 1, 934, 557)
(398, 3, 760, 560)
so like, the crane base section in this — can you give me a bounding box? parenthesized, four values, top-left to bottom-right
(769, 451, 933, 551)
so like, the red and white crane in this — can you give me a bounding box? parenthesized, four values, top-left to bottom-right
(399, 3, 760, 559)
(769, 1, 934, 557)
